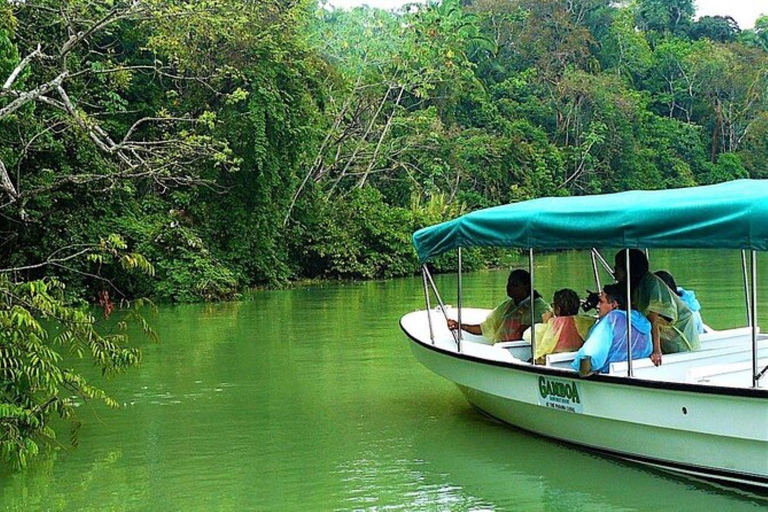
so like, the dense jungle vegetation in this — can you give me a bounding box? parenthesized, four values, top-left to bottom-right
(1, 0, 767, 467)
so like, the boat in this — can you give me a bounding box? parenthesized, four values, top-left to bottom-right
(399, 180, 768, 490)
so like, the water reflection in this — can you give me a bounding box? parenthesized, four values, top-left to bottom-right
(406, 410, 767, 510)
(0, 450, 127, 511)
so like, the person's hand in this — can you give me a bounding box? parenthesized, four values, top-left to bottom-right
(650, 350, 662, 367)
(542, 311, 553, 322)
(447, 319, 459, 330)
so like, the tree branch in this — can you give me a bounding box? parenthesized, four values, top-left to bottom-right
(0, 159, 18, 202)
(3, 44, 42, 90)
(0, 71, 68, 119)
(1, 247, 92, 273)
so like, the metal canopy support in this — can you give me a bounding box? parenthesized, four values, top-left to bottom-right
(421, 266, 435, 344)
(424, 266, 461, 349)
(529, 249, 536, 365)
(457, 248, 463, 343)
(625, 249, 634, 377)
(590, 249, 602, 292)
(591, 248, 615, 279)
(751, 251, 758, 388)
(742, 250, 752, 327)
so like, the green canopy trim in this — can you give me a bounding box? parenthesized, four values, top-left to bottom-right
(413, 180, 768, 262)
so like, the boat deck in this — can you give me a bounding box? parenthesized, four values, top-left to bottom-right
(401, 308, 768, 389)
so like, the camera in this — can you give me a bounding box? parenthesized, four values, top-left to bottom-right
(581, 290, 600, 312)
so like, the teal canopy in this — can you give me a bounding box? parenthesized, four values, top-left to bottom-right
(413, 180, 768, 262)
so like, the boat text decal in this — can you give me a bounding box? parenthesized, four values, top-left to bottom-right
(537, 376, 583, 413)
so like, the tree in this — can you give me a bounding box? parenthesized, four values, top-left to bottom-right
(289, 0, 492, 216)
(645, 37, 697, 121)
(510, 0, 597, 79)
(686, 42, 768, 159)
(739, 16, 768, 52)
(0, 2, 230, 215)
(0, 0, 234, 467)
(635, 0, 694, 38)
(599, 8, 653, 83)
(706, 152, 748, 183)
(689, 16, 740, 43)
(0, 237, 154, 469)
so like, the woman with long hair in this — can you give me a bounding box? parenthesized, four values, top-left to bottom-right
(614, 249, 700, 367)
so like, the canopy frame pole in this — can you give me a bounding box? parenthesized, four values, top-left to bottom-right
(591, 248, 615, 279)
(742, 250, 752, 327)
(626, 249, 634, 378)
(590, 249, 602, 292)
(421, 266, 435, 344)
(424, 266, 461, 349)
(751, 251, 758, 388)
(457, 248, 463, 343)
(529, 248, 536, 365)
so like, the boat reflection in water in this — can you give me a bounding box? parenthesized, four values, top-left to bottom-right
(407, 406, 768, 509)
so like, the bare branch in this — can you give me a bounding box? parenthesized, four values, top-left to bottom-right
(121, 116, 196, 145)
(0, 71, 68, 119)
(358, 86, 405, 188)
(60, 6, 149, 59)
(3, 44, 42, 90)
(0, 159, 18, 201)
(51, 263, 125, 298)
(0, 2, 233, 209)
(1, 247, 92, 273)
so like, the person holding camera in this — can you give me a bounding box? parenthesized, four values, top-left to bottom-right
(571, 283, 653, 377)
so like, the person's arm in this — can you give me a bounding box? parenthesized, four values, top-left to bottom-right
(647, 311, 663, 366)
(447, 319, 482, 335)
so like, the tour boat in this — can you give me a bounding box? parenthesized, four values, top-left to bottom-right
(400, 180, 768, 490)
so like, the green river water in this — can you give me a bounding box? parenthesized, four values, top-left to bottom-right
(0, 250, 766, 510)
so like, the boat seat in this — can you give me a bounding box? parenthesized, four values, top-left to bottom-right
(686, 359, 768, 384)
(608, 342, 767, 376)
(538, 329, 764, 370)
(494, 340, 532, 362)
(545, 351, 578, 365)
(495, 340, 529, 349)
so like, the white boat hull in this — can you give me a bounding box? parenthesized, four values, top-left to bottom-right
(404, 310, 768, 489)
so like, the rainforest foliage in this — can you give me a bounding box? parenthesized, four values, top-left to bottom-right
(1, 0, 767, 467)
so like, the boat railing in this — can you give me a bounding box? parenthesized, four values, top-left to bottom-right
(421, 265, 460, 350)
(418, 246, 765, 388)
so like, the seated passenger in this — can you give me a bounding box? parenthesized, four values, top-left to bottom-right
(571, 284, 652, 377)
(447, 269, 550, 343)
(655, 270, 705, 334)
(524, 288, 595, 362)
(614, 249, 700, 365)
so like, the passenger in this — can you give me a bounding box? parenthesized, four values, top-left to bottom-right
(571, 283, 652, 377)
(447, 269, 550, 343)
(655, 270, 705, 334)
(525, 289, 595, 362)
(614, 249, 700, 367)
